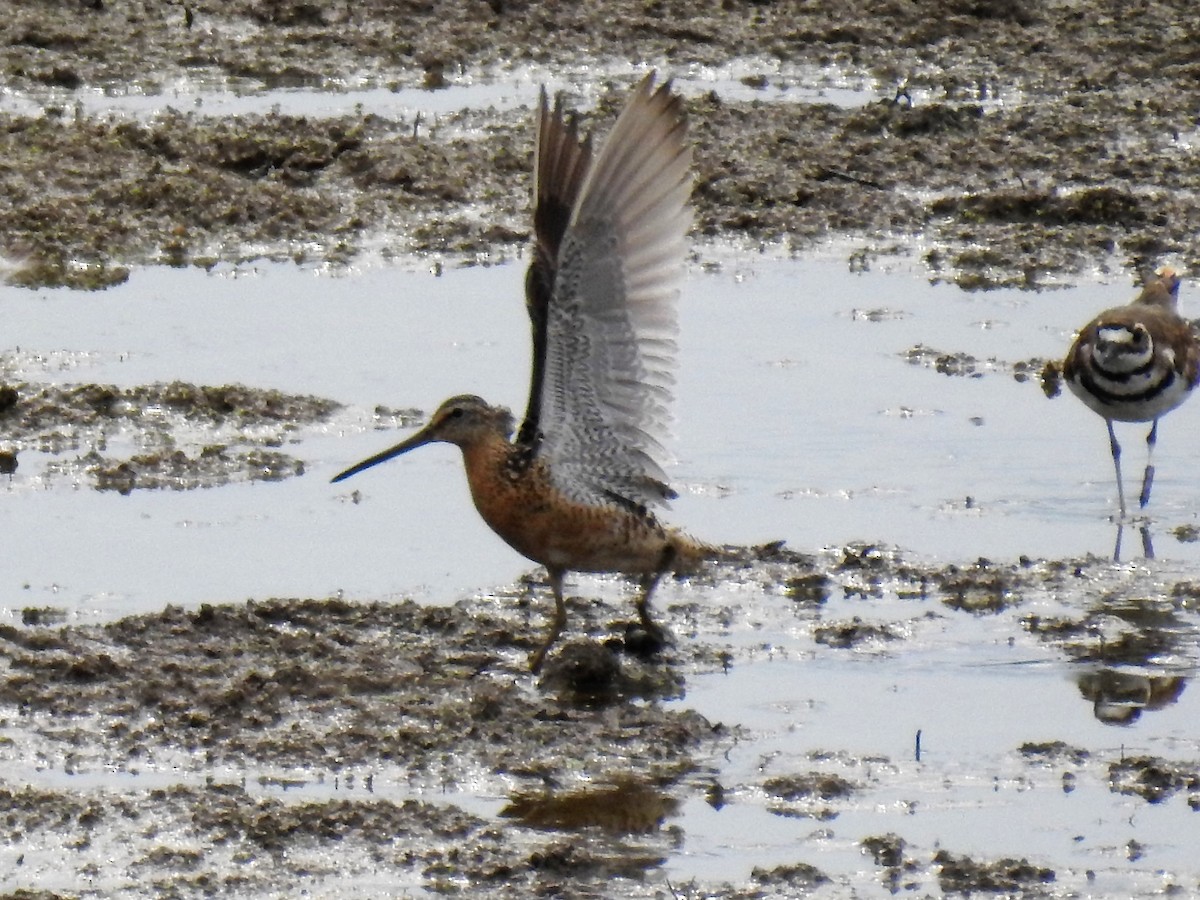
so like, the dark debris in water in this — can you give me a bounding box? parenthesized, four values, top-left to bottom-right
(902, 344, 1055, 387)
(862, 832, 906, 868)
(933, 850, 1055, 893)
(813, 617, 898, 649)
(749, 862, 830, 889)
(937, 559, 1029, 613)
(785, 572, 832, 605)
(1040, 359, 1064, 398)
(762, 772, 857, 803)
(72, 446, 302, 494)
(862, 832, 920, 893)
(1018, 740, 1090, 768)
(1108, 755, 1200, 804)
(1172, 524, 1200, 544)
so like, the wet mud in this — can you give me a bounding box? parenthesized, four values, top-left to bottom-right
(1, 1, 1199, 288)
(4, 547, 1199, 895)
(0, 376, 339, 490)
(4, 2, 1200, 897)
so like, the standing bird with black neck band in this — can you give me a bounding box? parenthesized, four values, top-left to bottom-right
(332, 74, 706, 672)
(1062, 268, 1199, 517)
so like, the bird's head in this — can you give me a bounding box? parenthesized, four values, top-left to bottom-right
(1094, 321, 1152, 370)
(331, 395, 514, 483)
(1136, 266, 1183, 309)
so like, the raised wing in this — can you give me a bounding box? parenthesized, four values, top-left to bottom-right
(518, 87, 594, 451)
(534, 73, 692, 510)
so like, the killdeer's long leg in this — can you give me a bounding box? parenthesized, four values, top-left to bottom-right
(1139, 419, 1159, 509)
(1107, 419, 1127, 518)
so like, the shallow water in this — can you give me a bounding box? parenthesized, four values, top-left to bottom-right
(5, 252, 1200, 617)
(5, 251, 1200, 892)
(666, 578, 1200, 893)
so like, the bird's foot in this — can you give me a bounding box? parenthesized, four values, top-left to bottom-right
(623, 618, 671, 660)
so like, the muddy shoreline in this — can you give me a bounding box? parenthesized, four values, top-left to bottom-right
(2, 1, 1199, 289)
(3, 2, 1200, 897)
(4, 548, 1199, 896)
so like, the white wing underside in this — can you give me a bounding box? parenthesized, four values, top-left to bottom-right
(538, 76, 692, 510)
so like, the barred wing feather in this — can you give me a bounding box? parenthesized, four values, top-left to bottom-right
(537, 74, 692, 510)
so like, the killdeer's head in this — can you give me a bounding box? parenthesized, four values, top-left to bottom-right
(1092, 321, 1152, 373)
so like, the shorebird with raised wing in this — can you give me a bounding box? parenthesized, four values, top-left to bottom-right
(1063, 268, 1199, 517)
(333, 74, 705, 671)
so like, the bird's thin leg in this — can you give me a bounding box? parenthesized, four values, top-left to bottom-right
(635, 569, 668, 646)
(1112, 521, 1124, 563)
(1139, 419, 1159, 509)
(1141, 524, 1155, 560)
(529, 567, 567, 674)
(633, 545, 677, 651)
(1107, 419, 1127, 519)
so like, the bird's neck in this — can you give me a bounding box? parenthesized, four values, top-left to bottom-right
(454, 431, 547, 558)
(458, 430, 522, 496)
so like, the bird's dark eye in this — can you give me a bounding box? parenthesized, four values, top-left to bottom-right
(449, 407, 465, 419)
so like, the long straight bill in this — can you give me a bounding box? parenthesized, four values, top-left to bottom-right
(330, 428, 432, 483)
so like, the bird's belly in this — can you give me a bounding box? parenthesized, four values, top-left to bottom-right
(1066, 368, 1193, 422)
(476, 492, 669, 575)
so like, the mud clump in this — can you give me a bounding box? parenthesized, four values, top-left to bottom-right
(1018, 741, 1090, 767)
(1108, 755, 1200, 804)
(863, 833, 919, 893)
(1, 377, 339, 490)
(87, 446, 303, 493)
(785, 571, 832, 605)
(903, 344, 1053, 386)
(763, 772, 857, 802)
(813, 617, 898, 648)
(937, 559, 1028, 613)
(750, 862, 830, 889)
(537, 638, 684, 703)
(933, 850, 1055, 893)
